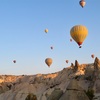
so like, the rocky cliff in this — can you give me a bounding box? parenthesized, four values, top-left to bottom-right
(0, 57, 100, 100)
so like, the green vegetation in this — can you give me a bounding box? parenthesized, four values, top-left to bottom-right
(85, 76, 92, 81)
(25, 93, 37, 100)
(85, 89, 94, 100)
(75, 76, 79, 79)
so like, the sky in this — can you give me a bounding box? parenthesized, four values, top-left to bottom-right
(0, 0, 100, 75)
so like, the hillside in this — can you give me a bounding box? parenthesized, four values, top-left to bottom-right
(0, 57, 100, 100)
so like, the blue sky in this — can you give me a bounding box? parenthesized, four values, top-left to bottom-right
(0, 0, 100, 75)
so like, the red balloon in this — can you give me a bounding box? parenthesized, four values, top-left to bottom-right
(66, 60, 69, 63)
(91, 54, 94, 58)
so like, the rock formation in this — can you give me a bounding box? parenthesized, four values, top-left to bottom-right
(0, 57, 100, 100)
(59, 79, 89, 100)
(74, 60, 80, 72)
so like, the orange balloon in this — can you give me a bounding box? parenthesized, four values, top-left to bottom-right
(45, 58, 52, 67)
(79, 0, 86, 8)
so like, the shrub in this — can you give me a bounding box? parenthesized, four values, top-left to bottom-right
(85, 76, 92, 81)
(85, 89, 94, 100)
(25, 93, 37, 100)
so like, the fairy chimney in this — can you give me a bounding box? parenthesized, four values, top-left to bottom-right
(94, 57, 100, 71)
(73, 60, 80, 72)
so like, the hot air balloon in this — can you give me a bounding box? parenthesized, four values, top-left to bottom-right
(45, 29, 48, 33)
(79, 0, 86, 8)
(70, 39, 72, 42)
(13, 60, 16, 63)
(50, 46, 53, 50)
(91, 54, 94, 58)
(66, 60, 69, 63)
(70, 25, 88, 48)
(45, 58, 52, 67)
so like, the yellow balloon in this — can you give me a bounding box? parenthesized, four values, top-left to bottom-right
(70, 25, 88, 48)
(45, 58, 52, 67)
(45, 29, 48, 33)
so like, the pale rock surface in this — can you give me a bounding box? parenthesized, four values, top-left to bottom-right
(47, 88, 63, 100)
(0, 57, 100, 100)
(59, 79, 89, 100)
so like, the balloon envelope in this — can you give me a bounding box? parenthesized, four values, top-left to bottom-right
(13, 60, 16, 63)
(79, 0, 86, 8)
(70, 25, 88, 47)
(45, 58, 52, 67)
(66, 60, 69, 63)
(91, 54, 94, 58)
(51, 46, 53, 49)
(70, 39, 72, 42)
(45, 29, 48, 33)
